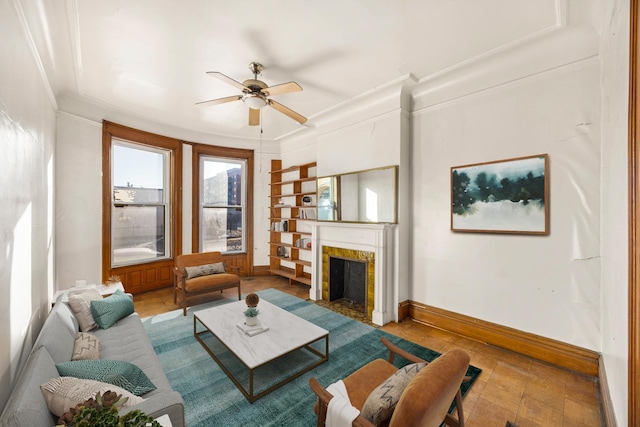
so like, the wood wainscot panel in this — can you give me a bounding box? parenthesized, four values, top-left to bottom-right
(110, 259, 174, 294)
(408, 300, 599, 376)
(145, 267, 157, 283)
(221, 253, 249, 276)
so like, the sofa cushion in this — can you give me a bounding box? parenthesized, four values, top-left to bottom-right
(68, 289, 102, 332)
(71, 332, 100, 360)
(0, 347, 59, 427)
(184, 262, 226, 279)
(32, 302, 78, 364)
(40, 376, 144, 417)
(92, 313, 173, 394)
(56, 359, 156, 396)
(90, 290, 135, 329)
(361, 362, 426, 426)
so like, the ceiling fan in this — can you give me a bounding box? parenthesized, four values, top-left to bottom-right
(197, 62, 307, 126)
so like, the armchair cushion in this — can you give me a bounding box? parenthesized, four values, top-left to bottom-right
(184, 262, 226, 279)
(343, 359, 398, 410)
(179, 273, 240, 293)
(361, 362, 426, 425)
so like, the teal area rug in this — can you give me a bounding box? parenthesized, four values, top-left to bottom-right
(142, 289, 481, 427)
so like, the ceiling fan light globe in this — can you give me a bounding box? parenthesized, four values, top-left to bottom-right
(244, 94, 267, 109)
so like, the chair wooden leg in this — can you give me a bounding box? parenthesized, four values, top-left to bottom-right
(443, 390, 465, 427)
(454, 389, 464, 427)
(182, 287, 187, 316)
(237, 284, 241, 300)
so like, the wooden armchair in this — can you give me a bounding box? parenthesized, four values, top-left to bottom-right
(173, 251, 241, 315)
(309, 337, 469, 427)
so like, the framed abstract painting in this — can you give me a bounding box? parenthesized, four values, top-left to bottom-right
(451, 154, 549, 235)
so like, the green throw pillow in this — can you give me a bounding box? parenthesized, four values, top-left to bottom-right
(56, 359, 156, 396)
(90, 289, 134, 329)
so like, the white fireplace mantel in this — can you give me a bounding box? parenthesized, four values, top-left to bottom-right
(309, 222, 398, 326)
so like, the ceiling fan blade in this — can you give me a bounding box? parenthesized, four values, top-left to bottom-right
(261, 81, 303, 96)
(206, 72, 249, 91)
(268, 99, 307, 124)
(196, 95, 242, 107)
(248, 108, 260, 126)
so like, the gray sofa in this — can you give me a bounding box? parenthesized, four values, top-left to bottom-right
(0, 294, 185, 427)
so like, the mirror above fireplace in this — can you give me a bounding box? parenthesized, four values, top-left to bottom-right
(316, 165, 398, 224)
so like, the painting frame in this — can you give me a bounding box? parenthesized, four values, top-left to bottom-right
(451, 154, 549, 235)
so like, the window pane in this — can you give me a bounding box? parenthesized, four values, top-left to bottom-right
(202, 207, 243, 252)
(111, 139, 170, 267)
(113, 144, 165, 204)
(203, 160, 242, 206)
(112, 206, 166, 264)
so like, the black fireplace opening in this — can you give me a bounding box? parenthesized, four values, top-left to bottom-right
(329, 256, 366, 313)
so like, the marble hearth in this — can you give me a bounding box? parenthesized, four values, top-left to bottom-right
(309, 222, 397, 326)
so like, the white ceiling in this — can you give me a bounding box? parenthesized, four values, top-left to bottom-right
(20, 0, 576, 140)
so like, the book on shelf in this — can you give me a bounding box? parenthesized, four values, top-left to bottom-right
(236, 320, 269, 336)
(270, 220, 289, 231)
(299, 208, 316, 219)
(295, 238, 312, 249)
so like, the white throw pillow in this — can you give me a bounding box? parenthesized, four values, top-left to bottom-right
(71, 332, 100, 360)
(184, 262, 226, 279)
(40, 376, 144, 417)
(68, 289, 102, 332)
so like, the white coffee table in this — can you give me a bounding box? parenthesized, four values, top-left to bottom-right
(193, 299, 329, 402)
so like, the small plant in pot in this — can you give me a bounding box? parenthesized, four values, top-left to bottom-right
(244, 306, 260, 326)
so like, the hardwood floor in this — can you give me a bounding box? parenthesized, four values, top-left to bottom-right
(133, 275, 603, 427)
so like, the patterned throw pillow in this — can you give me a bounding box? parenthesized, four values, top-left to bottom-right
(72, 332, 100, 360)
(184, 262, 226, 279)
(90, 289, 134, 329)
(361, 362, 427, 425)
(68, 289, 103, 332)
(40, 377, 144, 417)
(56, 359, 156, 396)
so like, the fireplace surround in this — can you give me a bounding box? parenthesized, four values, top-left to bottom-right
(324, 247, 375, 320)
(310, 222, 398, 326)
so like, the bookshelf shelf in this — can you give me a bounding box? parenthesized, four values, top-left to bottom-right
(269, 160, 316, 286)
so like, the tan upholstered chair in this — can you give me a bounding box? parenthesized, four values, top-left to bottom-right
(173, 251, 241, 315)
(309, 337, 469, 427)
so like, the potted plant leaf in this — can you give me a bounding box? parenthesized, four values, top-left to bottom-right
(56, 390, 161, 427)
(243, 306, 260, 326)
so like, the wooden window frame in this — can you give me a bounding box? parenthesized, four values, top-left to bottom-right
(192, 143, 253, 276)
(102, 121, 182, 293)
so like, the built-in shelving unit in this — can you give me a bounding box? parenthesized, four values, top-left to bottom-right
(269, 160, 316, 285)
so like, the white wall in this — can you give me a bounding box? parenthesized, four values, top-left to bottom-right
(412, 59, 601, 350)
(55, 113, 103, 288)
(0, 0, 57, 410)
(600, 0, 630, 424)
